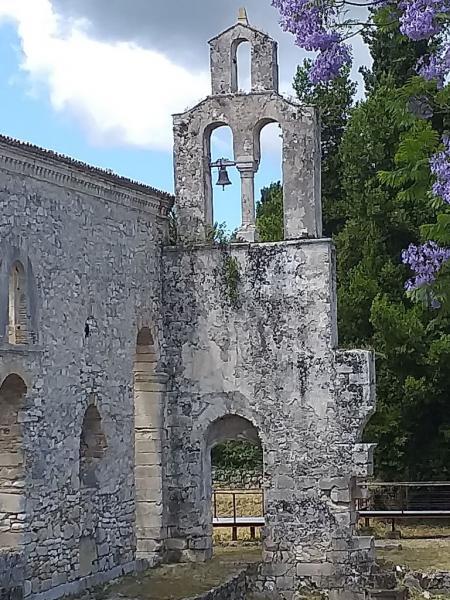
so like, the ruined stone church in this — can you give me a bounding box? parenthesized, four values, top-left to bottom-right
(0, 12, 376, 600)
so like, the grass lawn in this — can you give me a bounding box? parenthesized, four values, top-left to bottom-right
(213, 490, 264, 544)
(359, 519, 450, 540)
(377, 538, 450, 572)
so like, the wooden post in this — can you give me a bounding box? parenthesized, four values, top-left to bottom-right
(232, 492, 238, 541)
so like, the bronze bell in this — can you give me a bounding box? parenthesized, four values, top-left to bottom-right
(216, 165, 232, 190)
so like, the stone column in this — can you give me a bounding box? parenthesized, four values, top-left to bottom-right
(134, 345, 167, 564)
(235, 163, 258, 243)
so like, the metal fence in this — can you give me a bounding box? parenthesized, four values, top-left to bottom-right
(212, 482, 450, 538)
(212, 489, 265, 541)
(357, 481, 450, 532)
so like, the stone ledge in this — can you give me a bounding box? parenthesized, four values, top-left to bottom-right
(184, 563, 258, 600)
(163, 237, 333, 253)
(28, 561, 138, 600)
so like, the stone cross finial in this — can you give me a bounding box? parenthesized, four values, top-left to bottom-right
(238, 7, 249, 25)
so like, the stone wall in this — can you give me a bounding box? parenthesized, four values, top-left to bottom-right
(162, 240, 376, 597)
(185, 564, 257, 600)
(212, 467, 262, 490)
(0, 136, 172, 599)
(0, 549, 24, 600)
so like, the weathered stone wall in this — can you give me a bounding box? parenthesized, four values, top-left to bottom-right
(0, 137, 172, 599)
(185, 563, 257, 600)
(0, 549, 24, 600)
(212, 467, 262, 490)
(173, 94, 321, 244)
(162, 240, 376, 597)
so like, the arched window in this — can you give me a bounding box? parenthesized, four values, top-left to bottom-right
(79, 405, 107, 489)
(231, 39, 251, 93)
(0, 373, 27, 548)
(254, 120, 284, 242)
(136, 327, 156, 366)
(8, 261, 30, 345)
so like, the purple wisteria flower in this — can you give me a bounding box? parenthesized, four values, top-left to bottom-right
(271, 0, 351, 81)
(272, 0, 450, 83)
(402, 241, 450, 290)
(399, 0, 448, 40)
(309, 43, 352, 83)
(416, 47, 450, 87)
(430, 135, 450, 204)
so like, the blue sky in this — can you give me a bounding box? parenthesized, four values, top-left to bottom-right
(0, 20, 174, 192)
(0, 0, 369, 233)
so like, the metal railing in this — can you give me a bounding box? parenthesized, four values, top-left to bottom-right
(212, 489, 264, 541)
(212, 483, 450, 538)
(357, 481, 450, 532)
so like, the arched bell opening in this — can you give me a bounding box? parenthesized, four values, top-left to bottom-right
(231, 38, 251, 93)
(204, 123, 240, 238)
(254, 119, 284, 242)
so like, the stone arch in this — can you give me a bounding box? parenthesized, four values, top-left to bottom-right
(253, 117, 279, 169)
(207, 414, 260, 448)
(0, 373, 27, 548)
(79, 404, 107, 489)
(253, 118, 285, 240)
(134, 325, 166, 560)
(203, 413, 264, 553)
(8, 261, 30, 345)
(203, 122, 235, 230)
(231, 37, 251, 92)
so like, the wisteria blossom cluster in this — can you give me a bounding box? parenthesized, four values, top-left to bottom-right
(402, 241, 450, 290)
(271, 0, 352, 83)
(401, 140, 450, 293)
(272, 0, 450, 84)
(430, 135, 450, 203)
(417, 47, 450, 88)
(399, 0, 449, 40)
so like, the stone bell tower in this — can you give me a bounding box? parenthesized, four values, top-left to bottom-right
(172, 9, 322, 243)
(165, 12, 377, 600)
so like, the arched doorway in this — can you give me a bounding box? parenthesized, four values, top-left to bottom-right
(205, 415, 264, 553)
(0, 373, 27, 548)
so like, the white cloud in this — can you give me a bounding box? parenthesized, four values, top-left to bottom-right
(0, 0, 210, 150)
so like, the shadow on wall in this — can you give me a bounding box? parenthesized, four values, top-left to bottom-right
(79, 405, 107, 489)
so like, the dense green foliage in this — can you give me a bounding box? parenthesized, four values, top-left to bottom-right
(360, 7, 433, 93)
(256, 181, 283, 241)
(337, 83, 450, 479)
(211, 441, 263, 470)
(294, 62, 356, 236)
